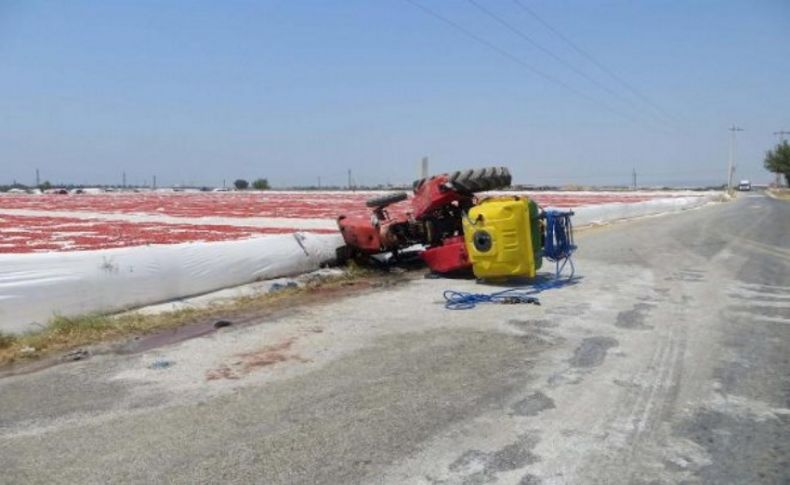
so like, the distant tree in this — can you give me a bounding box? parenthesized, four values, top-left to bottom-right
(233, 179, 249, 190)
(764, 140, 790, 186)
(4, 182, 29, 191)
(252, 178, 270, 190)
(38, 180, 52, 191)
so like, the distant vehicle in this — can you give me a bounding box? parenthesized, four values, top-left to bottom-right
(212, 187, 231, 192)
(737, 179, 751, 191)
(45, 188, 69, 195)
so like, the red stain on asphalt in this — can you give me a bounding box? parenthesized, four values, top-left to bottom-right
(205, 337, 309, 381)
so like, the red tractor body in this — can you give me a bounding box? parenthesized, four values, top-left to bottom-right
(420, 236, 470, 273)
(337, 167, 512, 274)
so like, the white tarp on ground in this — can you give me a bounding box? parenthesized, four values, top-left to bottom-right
(557, 193, 721, 227)
(0, 233, 343, 334)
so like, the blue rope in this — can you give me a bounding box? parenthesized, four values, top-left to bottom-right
(443, 288, 540, 310)
(443, 276, 577, 310)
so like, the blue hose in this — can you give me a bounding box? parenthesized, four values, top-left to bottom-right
(443, 288, 540, 310)
(443, 276, 577, 310)
(543, 210, 576, 279)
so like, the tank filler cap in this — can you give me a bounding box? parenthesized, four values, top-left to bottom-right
(472, 230, 492, 252)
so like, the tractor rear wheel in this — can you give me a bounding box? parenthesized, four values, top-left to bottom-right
(449, 166, 511, 193)
(365, 191, 408, 208)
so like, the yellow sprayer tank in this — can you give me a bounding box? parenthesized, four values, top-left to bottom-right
(462, 197, 541, 279)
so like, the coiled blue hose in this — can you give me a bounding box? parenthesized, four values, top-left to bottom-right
(543, 210, 576, 279)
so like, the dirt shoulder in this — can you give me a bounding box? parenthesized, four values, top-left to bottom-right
(766, 188, 790, 200)
(0, 268, 410, 373)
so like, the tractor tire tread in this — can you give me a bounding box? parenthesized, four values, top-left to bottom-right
(366, 191, 408, 208)
(451, 166, 511, 193)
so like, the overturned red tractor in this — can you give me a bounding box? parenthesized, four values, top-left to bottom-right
(337, 167, 575, 279)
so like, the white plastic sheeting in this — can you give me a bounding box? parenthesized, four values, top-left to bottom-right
(561, 194, 720, 227)
(0, 233, 343, 334)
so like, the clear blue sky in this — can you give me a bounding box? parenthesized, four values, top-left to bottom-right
(1, 0, 788, 187)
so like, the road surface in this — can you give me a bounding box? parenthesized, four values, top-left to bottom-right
(1, 193, 788, 484)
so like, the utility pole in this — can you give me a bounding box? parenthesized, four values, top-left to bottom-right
(347, 169, 352, 191)
(122, 171, 127, 188)
(35, 169, 40, 187)
(421, 156, 429, 179)
(727, 125, 744, 191)
(152, 175, 157, 189)
(317, 176, 321, 189)
(632, 168, 637, 189)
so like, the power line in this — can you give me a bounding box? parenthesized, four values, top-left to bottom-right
(403, 0, 641, 125)
(467, 0, 670, 130)
(511, 0, 678, 125)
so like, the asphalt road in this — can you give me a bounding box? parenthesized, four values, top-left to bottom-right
(1, 193, 788, 484)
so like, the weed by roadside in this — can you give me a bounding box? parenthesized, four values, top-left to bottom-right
(0, 332, 16, 350)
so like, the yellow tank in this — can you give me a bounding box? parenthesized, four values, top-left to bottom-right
(463, 197, 538, 279)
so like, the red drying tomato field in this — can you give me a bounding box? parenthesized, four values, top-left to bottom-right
(0, 214, 337, 254)
(0, 191, 698, 253)
(0, 191, 663, 218)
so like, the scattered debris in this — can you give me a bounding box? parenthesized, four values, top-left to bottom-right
(269, 281, 298, 293)
(19, 346, 36, 355)
(63, 349, 90, 362)
(213, 320, 233, 329)
(149, 359, 175, 369)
